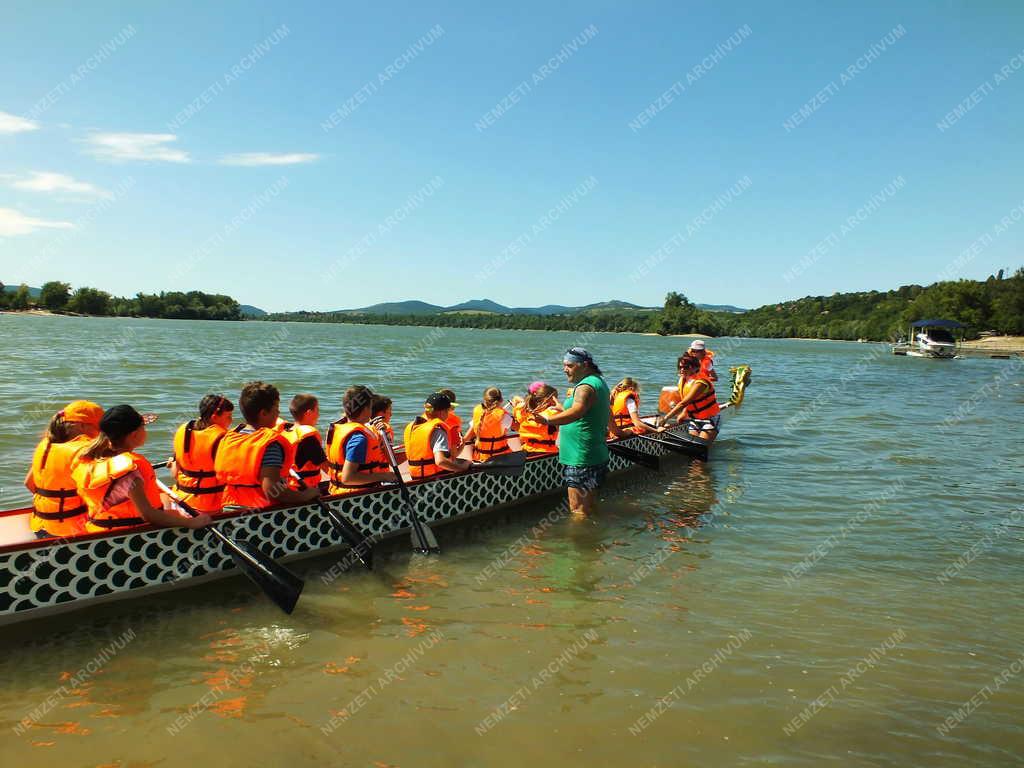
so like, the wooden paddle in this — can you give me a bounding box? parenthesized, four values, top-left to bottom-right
(378, 430, 440, 554)
(156, 479, 304, 614)
(289, 469, 374, 571)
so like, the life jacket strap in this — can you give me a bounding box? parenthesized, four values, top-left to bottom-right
(176, 467, 217, 479)
(33, 487, 79, 499)
(33, 505, 87, 521)
(177, 484, 226, 496)
(88, 515, 146, 529)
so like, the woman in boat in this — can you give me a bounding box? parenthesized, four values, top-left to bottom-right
(533, 348, 617, 516)
(404, 392, 472, 478)
(170, 394, 234, 514)
(659, 355, 720, 443)
(280, 393, 328, 491)
(73, 405, 212, 533)
(609, 378, 655, 435)
(325, 386, 399, 495)
(684, 339, 717, 381)
(514, 382, 562, 454)
(462, 387, 514, 462)
(24, 400, 104, 539)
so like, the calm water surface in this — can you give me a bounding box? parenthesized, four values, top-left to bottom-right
(0, 315, 1021, 766)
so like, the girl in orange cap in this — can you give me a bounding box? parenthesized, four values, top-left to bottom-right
(23, 400, 104, 539)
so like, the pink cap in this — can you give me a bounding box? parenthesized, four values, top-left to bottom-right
(528, 381, 546, 394)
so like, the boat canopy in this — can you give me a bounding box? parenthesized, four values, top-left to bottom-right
(910, 319, 964, 328)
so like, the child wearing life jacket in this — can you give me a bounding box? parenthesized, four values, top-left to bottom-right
(462, 387, 515, 462)
(326, 386, 400, 495)
(609, 378, 653, 435)
(370, 394, 395, 445)
(515, 382, 563, 454)
(437, 388, 463, 455)
(170, 394, 234, 513)
(280, 393, 328, 491)
(73, 405, 212, 533)
(215, 382, 321, 508)
(403, 392, 473, 478)
(24, 400, 104, 539)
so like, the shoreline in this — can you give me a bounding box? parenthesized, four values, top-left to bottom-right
(4, 310, 1023, 352)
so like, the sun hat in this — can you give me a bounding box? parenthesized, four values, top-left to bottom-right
(61, 400, 104, 427)
(689, 339, 706, 351)
(99, 405, 145, 440)
(425, 392, 452, 410)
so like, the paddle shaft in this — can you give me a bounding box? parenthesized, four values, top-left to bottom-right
(378, 430, 440, 554)
(288, 469, 373, 571)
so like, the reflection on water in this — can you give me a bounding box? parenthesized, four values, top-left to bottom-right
(0, 317, 1022, 766)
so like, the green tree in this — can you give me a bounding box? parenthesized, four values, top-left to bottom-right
(39, 281, 71, 311)
(10, 283, 31, 310)
(0, 282, 8, 309)
(68, 287, 112, 315)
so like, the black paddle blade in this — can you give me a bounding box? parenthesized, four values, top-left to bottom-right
(320, 500, 374, 571)
(212, 530, 304, 614)
(609, 443, 660, 470)
(472, 450, 527, 476)
(409, 512, 440, 554)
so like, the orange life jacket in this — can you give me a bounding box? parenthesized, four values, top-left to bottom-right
(73, 451, 163, 533)
(681, 375, 720, 420)
(699, 351, 715, 377)
(471, 404, 511, 461)
(172, 421, 226, 512)
(658, 386, 681, 414)
(29, 435, 91, 537)
(214, 426, 295, 508)
(403, 417, 448, 479)
(517, 405, 559, 454)
(279, 422, 324, 490)
(444, 412, 462, 449)
(325, 420, 390, 495)
(610, 389, 640, 432)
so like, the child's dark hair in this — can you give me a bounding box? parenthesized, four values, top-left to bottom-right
(289, 393, 318, 421)
(197, 394, 234, 429)
(371, 394, 392, 417)
(240, 381, 280, 424)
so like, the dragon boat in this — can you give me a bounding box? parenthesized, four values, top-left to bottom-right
(0, 366, 751, 627)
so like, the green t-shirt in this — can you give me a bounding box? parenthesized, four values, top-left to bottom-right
(558, 374, 610, 467)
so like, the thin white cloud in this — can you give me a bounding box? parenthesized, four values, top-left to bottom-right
(0, 111, 39, 134)
(10, 171, 111, 200)
(84, 132, 190, 163)
(219, 152, 319, 166)
(0, 207, 74, 236)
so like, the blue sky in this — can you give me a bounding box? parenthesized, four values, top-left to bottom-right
(1, 1, 1022, 313)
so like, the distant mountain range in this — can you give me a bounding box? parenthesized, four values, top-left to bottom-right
(311, 298, 746, 316)
(1, 284, 41, 298)
(239, 304, 267, 317)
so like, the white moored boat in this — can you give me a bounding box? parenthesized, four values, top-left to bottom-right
(892, 319, 963, 358)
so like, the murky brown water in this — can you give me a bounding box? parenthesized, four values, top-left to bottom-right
(1, 315, 1022, 766)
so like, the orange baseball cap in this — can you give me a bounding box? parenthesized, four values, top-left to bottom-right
(61, 400, 104, 427)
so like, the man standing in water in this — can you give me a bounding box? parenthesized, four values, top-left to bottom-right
(534, 347, 613, 516)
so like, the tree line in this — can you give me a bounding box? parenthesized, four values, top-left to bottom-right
(262, 268, 1024, 341)
(0, 281, 243, 321)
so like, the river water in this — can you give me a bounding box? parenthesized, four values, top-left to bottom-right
(0, 314, 1021, 766)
